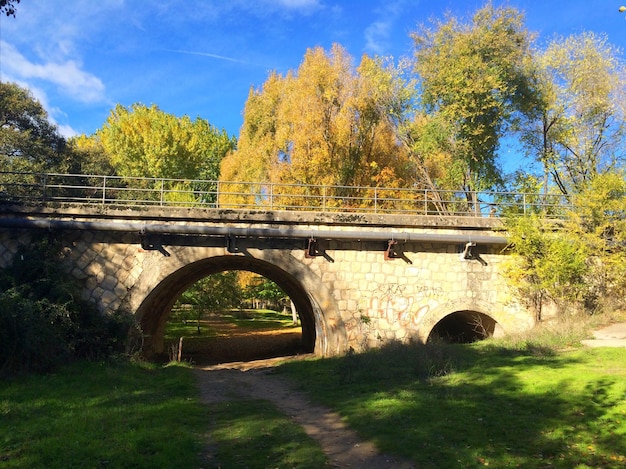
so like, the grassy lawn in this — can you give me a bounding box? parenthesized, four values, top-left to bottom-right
(3, 317, 626, 468)
(0, 359, 329, 469)
(164, 308, 302, 364)
(279, 341, 626, 468)
(0, 361, 208, 469)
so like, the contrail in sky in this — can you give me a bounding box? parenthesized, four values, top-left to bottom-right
(162, 49, 249, 64)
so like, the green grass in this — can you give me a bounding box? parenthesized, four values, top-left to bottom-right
(0, 360, 208, 469)
(164, 308, 297, 340)
(4, 315, 626, 468)
(0, 359, 329, 469)
(279, 341, 626, 468)
(209, 400, 331, 468)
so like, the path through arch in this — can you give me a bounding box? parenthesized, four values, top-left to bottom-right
(194, 359, 415, 468)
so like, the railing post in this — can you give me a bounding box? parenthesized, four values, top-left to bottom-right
(424, 189, 428, 215)
(475, 191, 479, 217)
(270, 182, 273, 210)
(160, 179, 165, 206)
(523, 193, 527, 215)
(102, 176, 107, 205)
(41, 173, 48, 202)
(374, 187, 378, 213)
(322, 185, 326, 212)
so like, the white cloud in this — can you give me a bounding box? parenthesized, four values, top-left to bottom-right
(56, 124, 79, 139)
(0, 41, 105, 103)
(276, 0, 321, 8)
(364, 0, 406, 55)
(365, 20, 391, 55)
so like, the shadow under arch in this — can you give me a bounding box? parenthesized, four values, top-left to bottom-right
(418, 300, 507, 344)
(428, 310, 500, 343)
(135, 255, 321, 360)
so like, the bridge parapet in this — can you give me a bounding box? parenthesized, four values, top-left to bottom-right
(1, 171, 570, 219)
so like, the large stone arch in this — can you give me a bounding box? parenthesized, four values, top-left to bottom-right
(417, 299, 518, 343)
(127, 247, 347, 357)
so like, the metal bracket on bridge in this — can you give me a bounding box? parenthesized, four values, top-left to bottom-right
(384, 240, 412, 264)
(304, 238, 334, 262)
(305, 238, 320, 258)
(460, 242, 487, 266)
(139, 229, 171, 257)
(226, 234, 239, 253)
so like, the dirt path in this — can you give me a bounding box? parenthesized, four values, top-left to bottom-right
(193, 357, 415, 469)
(581, 322, 626, 348)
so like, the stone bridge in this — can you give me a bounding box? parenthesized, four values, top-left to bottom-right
(0, 203, 534, 357)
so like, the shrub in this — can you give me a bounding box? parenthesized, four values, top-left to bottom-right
(0, 240, 133, 377)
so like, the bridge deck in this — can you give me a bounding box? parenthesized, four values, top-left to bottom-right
(1, 201, 504, 229)
(0, 202, 509, 248)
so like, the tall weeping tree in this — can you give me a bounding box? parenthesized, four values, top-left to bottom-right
(411, 3, 538, 202)
(219, 44, 413, 208)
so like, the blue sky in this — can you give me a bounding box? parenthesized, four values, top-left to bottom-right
(1, 0, 625, 141)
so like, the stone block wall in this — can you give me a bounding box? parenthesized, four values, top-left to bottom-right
(0, 224, 534, 357)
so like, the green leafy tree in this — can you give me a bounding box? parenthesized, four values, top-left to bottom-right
(0, 241, 132, 376)
(0, 0, 20, 17)
(242, 276, 287, 311)
(519, 32, 626, 195)
(177, 272, 242, 334)
(504, 171, 626, 317)
(565, 172, 626, 309)
(411, 3, 537, 199)
(0, 81, 68, 173)
(505, 214, 588, 319)
(88, 103, 235, 204)
(66, 134, 116, 176)
(95, 103, 235, 181)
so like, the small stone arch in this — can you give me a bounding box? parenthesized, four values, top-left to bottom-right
(418, 300, 507, 343)
(128, 247, 347, 358)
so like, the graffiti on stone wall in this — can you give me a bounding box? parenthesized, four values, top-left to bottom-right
(363, 282, 443, 325)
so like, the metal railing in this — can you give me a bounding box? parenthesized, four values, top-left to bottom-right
(0, 172, 571, 218)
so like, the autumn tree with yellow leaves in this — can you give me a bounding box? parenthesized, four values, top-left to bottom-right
(219, 45, 414, 210)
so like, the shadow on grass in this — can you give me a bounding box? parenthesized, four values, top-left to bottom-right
(209, 399, 331, 469)
(279, 341, 626, 468)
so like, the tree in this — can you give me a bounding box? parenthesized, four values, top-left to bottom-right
(519, 32, 626, 195)
(95, 103, 235, 181)
(565, 172, 626, 310)
(411, 3, 537, 199)
(219, 45, 413, 209)
(67, 134, 116, 176)
(242, 275, 287, 311)
(504, 214, 588, 319)
(0, 81, 68, 173)
(0, 240, 132, 376)
(0, 0, 20, 17)
(177, 272, 242, 334)
(504, 171, 626, 317)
